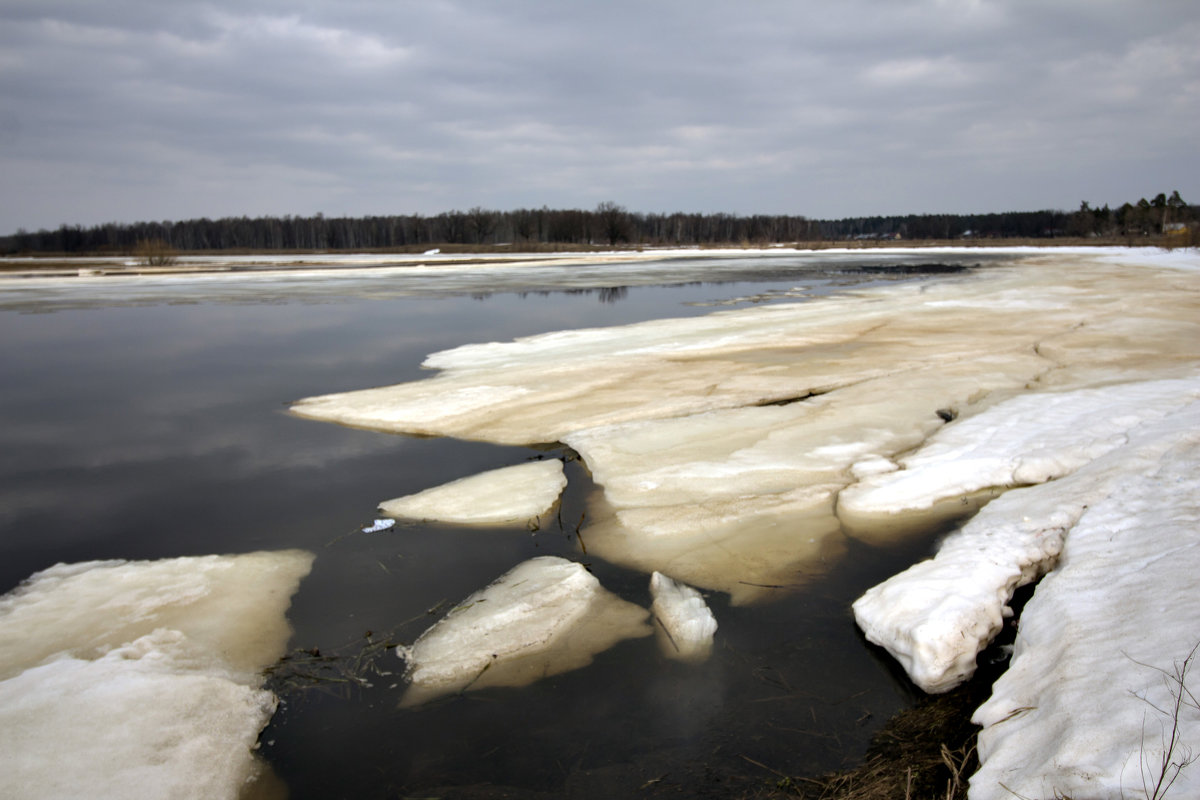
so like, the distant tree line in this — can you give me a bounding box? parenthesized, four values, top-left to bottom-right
(2, 193, 1193, 255)
(1062, 191, 1194, 239)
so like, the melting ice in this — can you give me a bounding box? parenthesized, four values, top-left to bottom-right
(0, 550, 313, 800)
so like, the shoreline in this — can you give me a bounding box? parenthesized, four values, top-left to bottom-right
(0, 239, 1187, 280)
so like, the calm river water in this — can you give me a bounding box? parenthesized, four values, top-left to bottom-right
(0, 251, 1003, 798)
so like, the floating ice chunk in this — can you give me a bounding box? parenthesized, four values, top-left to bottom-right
(0, 550, 313, 800)
(378, 460, 567, 526)
(968, 405, 1200, 800)
(649, 572, 717, 662)
(839, 378, 1200, 523)
(0, 631, 279, 800)
(396, 556, 650, 706)
(361, 518, 396, 533)
(0, 549, 315, 681)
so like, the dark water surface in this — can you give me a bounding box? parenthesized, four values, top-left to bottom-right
(0, 254, 999, 798)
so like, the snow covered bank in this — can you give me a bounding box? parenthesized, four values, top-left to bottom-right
(0, 550, 313, 800)
(397, 557, 650, 706)
(968, 406, 1200, 799)
(839, 378, 1200, 523)
(378, 459, 567, 526)
(852, 380, 1200, 693)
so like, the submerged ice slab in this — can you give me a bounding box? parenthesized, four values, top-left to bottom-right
(396, 556, 650, 706)
(967, 407, 1200, 800)
(649, 572, 718, 662)
(378, 459, 566, 526)
(853, 386, 1200, 693)
(0, 550, 313, 800)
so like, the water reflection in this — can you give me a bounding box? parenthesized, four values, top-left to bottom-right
(0, 254, 995, 798)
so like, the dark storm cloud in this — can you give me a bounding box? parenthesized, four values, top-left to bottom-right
(1, 0, 1197, 231)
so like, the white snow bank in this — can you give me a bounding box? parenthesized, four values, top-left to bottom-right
(649, 572, 718, 662)
(840, 379, 1200, 522)
(396, 556, 650, 706)
(968, 404, 1200, 800)
(853, 383, 1200, 692)
(378, 459, 567, 526)
(0, 550, 313, 800)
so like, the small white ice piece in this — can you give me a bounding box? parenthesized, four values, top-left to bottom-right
(361, 518, 396, 533)
(379, 460, 567, 526)
(649, 572, 718, 662)
(396, 556, 650, 705)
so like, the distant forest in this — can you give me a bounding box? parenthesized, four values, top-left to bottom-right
(3, 192, 1194, 254)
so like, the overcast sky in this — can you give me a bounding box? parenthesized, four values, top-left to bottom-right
(1, 0, 1198, 232)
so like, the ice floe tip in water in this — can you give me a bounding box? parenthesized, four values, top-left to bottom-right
(396, 556, 650, 706)
(378, 459, 567, 527)
(649, 571, 718, 662)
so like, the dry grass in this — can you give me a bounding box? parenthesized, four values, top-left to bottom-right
(737, 671, 995, 800)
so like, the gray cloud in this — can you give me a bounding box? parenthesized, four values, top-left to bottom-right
(2, 0, 1198, 230)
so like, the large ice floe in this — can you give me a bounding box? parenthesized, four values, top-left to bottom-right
(396, 556, 650, 706)
(293, 248, 1200, 793)
(0, 550, 313, 800)
(378, 459, 567, 526)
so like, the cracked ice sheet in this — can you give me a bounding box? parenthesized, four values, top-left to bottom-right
(379, 460, 567, 526)
(292, 251, 1200, 602)
(0, 551, 313, 800)
(852, 385, 1200, 693)
(396, 557, 650, 706)
(965, 408, 1200, 800)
